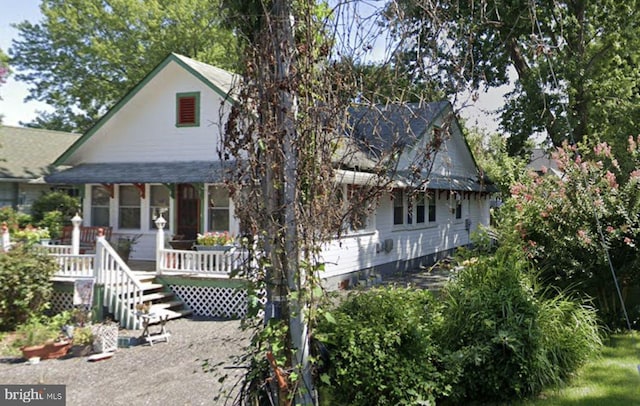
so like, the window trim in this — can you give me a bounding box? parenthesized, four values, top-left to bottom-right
(175, 91, 201, 127)
(392, 189, 438, 230)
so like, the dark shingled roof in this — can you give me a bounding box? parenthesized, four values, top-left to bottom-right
(348, 101, 451, 157)
(45, 161, 232, 184)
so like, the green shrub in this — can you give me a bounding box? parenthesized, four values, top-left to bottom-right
(438, 250, 602, 402)
(30, 191, 80, 225)
(37, 210, 64, 240)
(0, 245, 58, 331)
(316, 287, 458, 406)
(0, 207, 32, 231)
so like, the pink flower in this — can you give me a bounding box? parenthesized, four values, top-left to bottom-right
(604, 171, 618, 189)
(624, 237, 635, 247)
(606, 226, 615, 233)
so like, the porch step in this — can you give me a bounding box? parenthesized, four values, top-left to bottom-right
(140, 291, 175, 303)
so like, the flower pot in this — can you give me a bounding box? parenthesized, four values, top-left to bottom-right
(21, 340, 72, 360)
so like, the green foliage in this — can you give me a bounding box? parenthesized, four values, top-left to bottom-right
(498, 139, 640, 327)
(10, 0, 239, 132)
(0, 245, 58, 331)
(0, 207, 32, 231)
(386, 0, 640, 154)
(30, 191, 79, 223)
(316, 287, 457, 406)
(12, 311, 71, 348)
(438, 250, 602, 402)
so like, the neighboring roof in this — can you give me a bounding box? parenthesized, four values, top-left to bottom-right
(348, 101, 451, 156)
(0, 126, 81, 182)
(527, 148, 563, 177)
(45, 161, 232, 184)
(54, 53, 238, 166)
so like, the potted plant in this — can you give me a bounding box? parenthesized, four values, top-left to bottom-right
(70, 326, 94, 357)
(194, 231, 235, 251)
(115, 234, 142, 263)
(14, 317, 71, 360)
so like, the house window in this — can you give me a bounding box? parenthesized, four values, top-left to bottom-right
(91, 185, 110, 227)
(428, 195, 436, 222)
(415, 193, 425, 224)
(119, 185, 141, 229)
(455, 201, 462, 219)
(149, 185, 171, 230)
(347, 185, 372, 231)
(394, 190, 437, 226)
(176, 92, 200, 127)
(208, 186, 229, 232)
(393, 189, 404, 225)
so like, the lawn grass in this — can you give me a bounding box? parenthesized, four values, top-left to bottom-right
(518, 332, 640, 406)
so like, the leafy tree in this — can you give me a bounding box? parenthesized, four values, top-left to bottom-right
(0, 48, 10, 123)
(498, 138, 640, 327)
(9, 0, 239, 132)
(464, 126, 530, 199)
(386, 0, 640, 155)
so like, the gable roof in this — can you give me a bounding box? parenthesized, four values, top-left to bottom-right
(53, 53, 237, 166)
(348, 101, 451, 157)
(0, 126, 81, 182)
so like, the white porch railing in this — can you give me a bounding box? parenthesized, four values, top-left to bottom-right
(157, 247, 244, 276)
(94, 236, 144, 330)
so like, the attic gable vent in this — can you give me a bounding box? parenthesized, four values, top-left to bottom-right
(176, 92, 200, 127)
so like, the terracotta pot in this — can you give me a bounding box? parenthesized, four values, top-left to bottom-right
(21, 340, 72, 360)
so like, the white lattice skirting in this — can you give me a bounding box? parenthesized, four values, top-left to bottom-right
(50, 290, 74, 314)
(168, 285, 248, 319)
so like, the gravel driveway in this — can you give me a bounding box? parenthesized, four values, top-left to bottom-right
(0, 317, 250, 406)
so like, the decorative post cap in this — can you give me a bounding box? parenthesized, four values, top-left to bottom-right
(71, 213, 83, 227)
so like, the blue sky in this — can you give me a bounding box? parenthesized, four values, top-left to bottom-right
(0, 0, 506, 132)
(0, 0, 51, 127)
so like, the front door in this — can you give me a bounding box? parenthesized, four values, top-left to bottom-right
(176, 184, 200, 240)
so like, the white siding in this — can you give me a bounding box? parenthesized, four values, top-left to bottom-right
(66, 62, 229, 165)
(320, 190, 491, 278)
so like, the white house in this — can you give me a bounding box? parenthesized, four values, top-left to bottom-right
(46, 53, 496, 287)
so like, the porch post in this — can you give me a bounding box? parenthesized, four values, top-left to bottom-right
(71, 214, 83, 255)
(1, 222, 10, 252)
(155, 214, 167, 274)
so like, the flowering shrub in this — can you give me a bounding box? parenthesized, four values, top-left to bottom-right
(196, 231, 234, 246)
(497, 138, 640, 327)
(13, 225, 51, 244)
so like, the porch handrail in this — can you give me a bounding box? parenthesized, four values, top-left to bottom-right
(157, 247, 243, 276)
(95, 236, 145, 330)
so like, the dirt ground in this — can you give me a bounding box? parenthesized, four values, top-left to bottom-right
(0, 317, 250, 406)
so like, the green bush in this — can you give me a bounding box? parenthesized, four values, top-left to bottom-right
(0, 245, 58, 331)
(316, 287, 458, 406)
(0, 207, 32, 231)
(30, 191, 80, 225)
(438, 250, 602, 402)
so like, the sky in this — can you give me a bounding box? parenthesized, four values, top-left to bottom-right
(0, 0, 52, 127)
(0, 0, 508, 132)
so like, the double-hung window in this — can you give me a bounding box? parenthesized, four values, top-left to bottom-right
(208, 186, 230, 232)
(91, 185, 110, 227)
(393, 190, 437, 227)
(119, 185, 141, 229)
(149, 185, 171, 229)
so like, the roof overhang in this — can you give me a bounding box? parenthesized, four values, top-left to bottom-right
(44, 161, 232, 184)
(394, 172, 498, 193)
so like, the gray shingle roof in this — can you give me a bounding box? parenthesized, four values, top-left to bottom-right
(45, 161, 232, 184)
(348, 101, 451, 157)
(0, 126, 81, 181)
